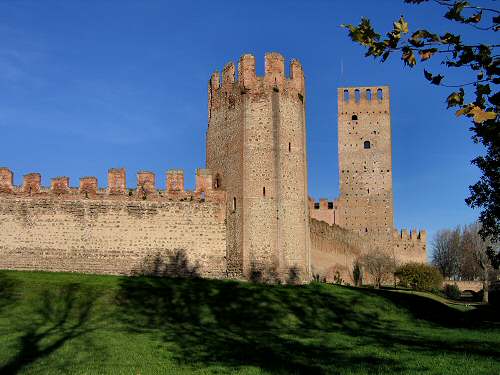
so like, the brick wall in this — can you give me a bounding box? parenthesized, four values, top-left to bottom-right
(0, 169, 227, 278)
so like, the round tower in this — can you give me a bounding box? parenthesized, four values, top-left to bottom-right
(206, 52, 310, 281)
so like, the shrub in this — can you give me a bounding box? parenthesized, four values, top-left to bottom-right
(443, 283, 461, 300)
(395, 263, 443, 292)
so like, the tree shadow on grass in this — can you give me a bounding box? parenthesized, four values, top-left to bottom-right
(0, 271, 18, 313)
(116, 261, 500, 375)
(0, 283, 100, 375)
(116, 272, 406, 374)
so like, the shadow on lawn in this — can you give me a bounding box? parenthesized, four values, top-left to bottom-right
(0, 283, 100, 375)
(0, 271, 18, 313)
(117, 276, 403, 374)
(116, 255, 500, 375)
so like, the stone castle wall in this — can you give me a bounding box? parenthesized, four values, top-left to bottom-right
(0, 54, 427, 283)
(0, 168, 227, 278)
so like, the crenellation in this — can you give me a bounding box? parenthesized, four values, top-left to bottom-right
(79, 176, 98, 196)
(167, 169, 185, 192)
(238, 54, 256, 89)
(23, 173, 41, 194)
(222, 62, 236, 87)
(264, 52, 285, 87)
(137, 171, 156, 196)
(50, 177, 70, 194)
(0, 167, 13, 193)
(108, 168, 126, 195)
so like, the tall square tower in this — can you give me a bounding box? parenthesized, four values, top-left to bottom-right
(336, 86, 394, 236)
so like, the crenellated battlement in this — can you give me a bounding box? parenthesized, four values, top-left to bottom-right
(338, 86, 390, 114)
(0, 167, 225, 203)
(208, 52, 305, 108)
(392, 228, 426, 242)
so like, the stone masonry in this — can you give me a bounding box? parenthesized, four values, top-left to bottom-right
(0, 53, 426, 282)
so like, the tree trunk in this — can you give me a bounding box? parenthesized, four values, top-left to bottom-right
(482, 269, 489, 304)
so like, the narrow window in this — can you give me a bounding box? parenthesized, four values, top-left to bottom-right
(288, 142, 291, 152)
(298, 93, 304, 103)
(364, 140, 371, 149)
(366, 89, 372, 101)
(377, 88, 383, 101)
(351, 114, 358, 121)
(232, 197, 236, 211)
(343, 89, 349, 102)
(354, 89, 360, 103)
(365, 228, 368, 233)
(314, 203, 320, 209)
(367, 188, 370, 194)
(214, 177, 220, 189)
(263, 187, 266, 197)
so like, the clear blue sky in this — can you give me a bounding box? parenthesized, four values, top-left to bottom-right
(0, 0, 484, 250)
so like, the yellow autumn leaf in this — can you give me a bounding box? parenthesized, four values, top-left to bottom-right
(455, 107, 470, 117)
(469, 106, 497, 123)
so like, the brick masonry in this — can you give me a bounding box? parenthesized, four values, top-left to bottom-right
(0, 53, 426, 282)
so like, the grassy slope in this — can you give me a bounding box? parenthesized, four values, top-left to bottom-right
(0, 271, 499, 375)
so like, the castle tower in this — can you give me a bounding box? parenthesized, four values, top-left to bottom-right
(206, 52, 310, 280)
(336, 87, 394, 236)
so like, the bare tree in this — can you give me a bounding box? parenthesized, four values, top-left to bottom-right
(432, 228, 461, 279)
(361, 251, 395, 289)
(462, 223, 494, 304)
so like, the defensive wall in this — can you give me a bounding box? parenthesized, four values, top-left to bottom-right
(0, 167, 227, 278)
(309, 198, 426, 282)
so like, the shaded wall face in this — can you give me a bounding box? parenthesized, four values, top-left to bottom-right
(0, 197, 227, 277)
(206, 81, 245, 278)
(336, 87, 394, 236)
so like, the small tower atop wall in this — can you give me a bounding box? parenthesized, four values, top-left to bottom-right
(336, 87, 394, 236)
(206, 53, 310, 281)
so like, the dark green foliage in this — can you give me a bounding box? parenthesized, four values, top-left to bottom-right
(342, 1, 500, 265)
(395, 263, 444, 291)
(443, 283, 462, 300)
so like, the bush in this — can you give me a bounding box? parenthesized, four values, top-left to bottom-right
(443, 283, 461, 300)
(395, 263, 443, 292)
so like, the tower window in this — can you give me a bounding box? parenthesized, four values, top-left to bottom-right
(355, 89, 360, 103)
(377, 88, 383, 101)
(366, 89, 372, 101)
(343, 89, 349, 102)
(232, 197, 236, 211)
(351, 114, 358, 121)
(263, 187, 266, 197)
(288, 142, 291, 152)
(364, 141, 371, 149)
(214, 175, 220, 189)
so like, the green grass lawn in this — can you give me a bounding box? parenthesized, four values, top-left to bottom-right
(0, 271, 499, 374)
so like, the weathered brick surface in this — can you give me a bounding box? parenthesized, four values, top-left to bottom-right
(207, 53, 310, 281)
(0, 193, 227, 278)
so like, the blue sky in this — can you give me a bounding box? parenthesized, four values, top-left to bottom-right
(0, 0, 486, 249)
